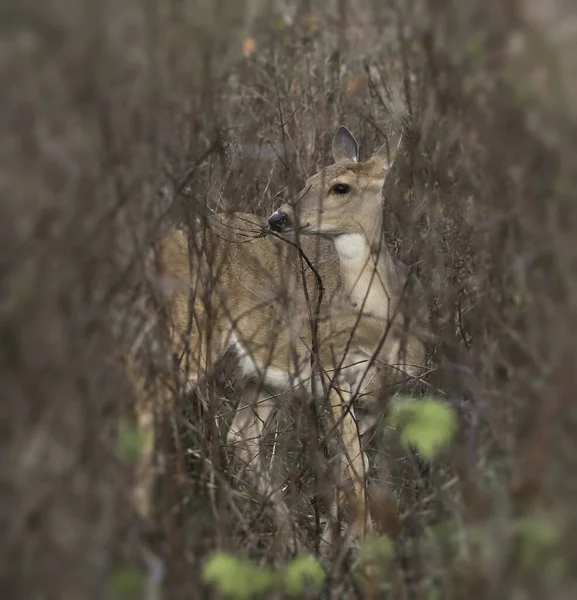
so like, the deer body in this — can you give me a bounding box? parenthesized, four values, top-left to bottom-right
(138, 127, 426, 554)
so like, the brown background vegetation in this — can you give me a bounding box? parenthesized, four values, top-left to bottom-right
(2, 0, 577, 598)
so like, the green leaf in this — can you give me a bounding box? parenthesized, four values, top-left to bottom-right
(357, 535, 394, 567)
(202, 552, 275, 600)
(282, 555, 325, 596)
(389, 397, 457, 460)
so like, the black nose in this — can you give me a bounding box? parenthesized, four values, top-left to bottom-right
(268, 211, 288, 232)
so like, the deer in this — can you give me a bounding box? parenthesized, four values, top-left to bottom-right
(129, 125, 427, 559)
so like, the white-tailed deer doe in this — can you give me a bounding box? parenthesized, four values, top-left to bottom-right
(130, 126, 427, 556)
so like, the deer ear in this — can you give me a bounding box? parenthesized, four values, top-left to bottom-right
(332, 126, 359, 163)
(369, 134, 402, 171)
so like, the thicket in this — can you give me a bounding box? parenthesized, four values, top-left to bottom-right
(2, 1, 576, 599)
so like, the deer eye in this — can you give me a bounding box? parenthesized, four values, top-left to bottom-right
(331, 183, 351, 195)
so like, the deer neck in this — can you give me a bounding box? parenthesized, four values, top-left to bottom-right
(333, 215, 396, 320)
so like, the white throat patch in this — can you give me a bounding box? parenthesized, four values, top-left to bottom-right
(334, 233, 367, 261)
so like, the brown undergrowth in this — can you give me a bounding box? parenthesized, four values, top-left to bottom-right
(2, 1, 577, 598)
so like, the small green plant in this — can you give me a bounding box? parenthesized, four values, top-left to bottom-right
(202, 552, 325, 599)
(282, 555, 325, 597)
(357, 535, 394, 567)
(202, 552, 275, 600)
(388, 396, 457, 460)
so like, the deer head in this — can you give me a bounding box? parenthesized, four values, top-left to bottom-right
(268, 126, 398, 238)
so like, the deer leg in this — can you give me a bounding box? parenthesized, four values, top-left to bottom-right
(227, 383, 301, 552)
(227, 383, 275, 495)
(321, 387, 372, 556)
